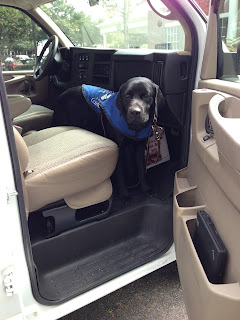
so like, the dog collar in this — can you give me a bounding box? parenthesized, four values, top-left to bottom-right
(82, 85, 152, 139)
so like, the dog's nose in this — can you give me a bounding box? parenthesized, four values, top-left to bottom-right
(130, 107, 141, 117)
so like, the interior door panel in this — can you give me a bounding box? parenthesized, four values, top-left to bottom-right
(174, 86, 240, 320)
(4, 72, 27, 94)
(174, 0, 240, 317)
(4, 74, 26, 86)
(3, 71, 48, 105)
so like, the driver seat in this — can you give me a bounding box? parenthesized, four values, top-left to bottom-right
(13, 104, 54, 134)
(13, 126, 118, 215)
(8, 94, 54, 134)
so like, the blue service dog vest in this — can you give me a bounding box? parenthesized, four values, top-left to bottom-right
(82, 85, 152, 139)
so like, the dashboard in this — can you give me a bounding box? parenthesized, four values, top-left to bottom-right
(56, 47, 191, 92)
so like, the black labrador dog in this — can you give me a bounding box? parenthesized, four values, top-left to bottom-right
(52, 77, 165, 199)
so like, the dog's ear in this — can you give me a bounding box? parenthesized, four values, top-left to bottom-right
(116, 92, 122, 116)
(155, 85, 165, 117)
(116, 84, 125, 116)
(116, 83, 125, 116)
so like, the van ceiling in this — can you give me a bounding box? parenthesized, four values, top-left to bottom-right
(0, 0, 54, 10)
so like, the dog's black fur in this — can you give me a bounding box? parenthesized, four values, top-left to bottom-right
(52, 77, 165, 199)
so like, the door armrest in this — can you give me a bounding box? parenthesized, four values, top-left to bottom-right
(209, 94, 240, 171)
(8, 94, 31, 119)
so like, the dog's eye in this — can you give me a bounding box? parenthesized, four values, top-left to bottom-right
(144, 94, 150, 98)
(125, 94, 131, 98)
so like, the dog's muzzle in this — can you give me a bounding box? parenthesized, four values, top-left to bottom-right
(127, 105, 149, 124)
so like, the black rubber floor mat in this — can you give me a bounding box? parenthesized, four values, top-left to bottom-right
(37, 236, 172, 301)
(32, 199, 173, 304)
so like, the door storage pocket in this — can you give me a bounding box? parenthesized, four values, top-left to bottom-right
(175, 216, 240, 320)
(174, 167, 195, 195)
(173, 186, 206, 264)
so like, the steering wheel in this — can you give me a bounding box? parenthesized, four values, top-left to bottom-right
(34, 35, 59, 81)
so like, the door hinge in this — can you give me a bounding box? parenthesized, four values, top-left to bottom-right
(3, 267, 16, 296)
(7, 190, 18, 204)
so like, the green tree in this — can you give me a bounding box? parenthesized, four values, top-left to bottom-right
(42, 0, 102, 46)
(0, 0, 103, 67)
(0, 6, 46, 64)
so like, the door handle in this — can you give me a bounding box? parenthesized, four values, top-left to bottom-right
(209, 94, 240, 171)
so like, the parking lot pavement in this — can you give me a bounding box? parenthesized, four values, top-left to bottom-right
(60, 262, 188, 320)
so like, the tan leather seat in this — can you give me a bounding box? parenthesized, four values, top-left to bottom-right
(13, 126, 118, 213)
(13, 104, 54, 134)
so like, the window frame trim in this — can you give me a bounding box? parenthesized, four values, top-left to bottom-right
(187, 0, 209, 23)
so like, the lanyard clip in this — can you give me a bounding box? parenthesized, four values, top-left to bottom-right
(152, 114, 164, 141)
(152, 115, 161, 141)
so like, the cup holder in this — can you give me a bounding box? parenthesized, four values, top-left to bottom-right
(176, 187, 204, 208)
(174, 168, 197, 196)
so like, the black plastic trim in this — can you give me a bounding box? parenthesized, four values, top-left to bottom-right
(167, 0, 199, 168)
(216, 13, 224, 79)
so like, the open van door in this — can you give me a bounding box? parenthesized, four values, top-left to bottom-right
(174, 0, 240, 319)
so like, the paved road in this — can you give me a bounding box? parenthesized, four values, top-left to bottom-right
(61, 262, 188, 320)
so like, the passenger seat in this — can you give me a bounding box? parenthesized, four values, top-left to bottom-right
(13, 126, 118, 215)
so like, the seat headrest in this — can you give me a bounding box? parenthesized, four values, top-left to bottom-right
(13, 126, 29, 173)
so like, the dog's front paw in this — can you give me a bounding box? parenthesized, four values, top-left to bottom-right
(146, 189, 156, 199)
(140, 182, 156, 199)
(140, 181, 151, 194)
(118, 186, 129, 199)
(119, 188, 134, 206)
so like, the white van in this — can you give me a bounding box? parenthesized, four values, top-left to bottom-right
(1, 0, 240, 319)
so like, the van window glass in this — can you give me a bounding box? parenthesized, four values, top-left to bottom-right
(217, 0, 240, 81)
(42, 0, 185, 50)
(0, 6, 48, 71)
